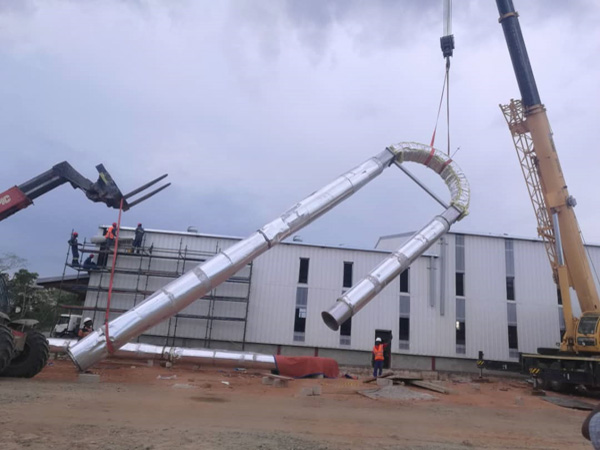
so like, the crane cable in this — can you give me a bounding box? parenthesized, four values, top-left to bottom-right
(430, 0, 454, 157)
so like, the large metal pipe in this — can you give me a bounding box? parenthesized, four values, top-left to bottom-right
(321, 142, 469, 330)
(68, 142, 469, 371)
(50, 339, 276, 370)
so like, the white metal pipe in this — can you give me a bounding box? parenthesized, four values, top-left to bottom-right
(50, 339, 276, 370)
(69, 150, 394, 371)
(68, 142, 469, 371)
(321, 142, 469, 330)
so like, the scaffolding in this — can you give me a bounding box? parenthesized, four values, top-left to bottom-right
(53, 233, 253, 349)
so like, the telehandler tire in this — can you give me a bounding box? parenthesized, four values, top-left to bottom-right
(0, 324, 16, 374)
(1, 330, 49, 378)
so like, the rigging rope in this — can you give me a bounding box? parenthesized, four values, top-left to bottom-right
(105, 197, 124, 354)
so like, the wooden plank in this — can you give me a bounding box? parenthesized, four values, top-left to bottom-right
(262, 373, 294, 381)
(388, 375, 423, 381)
(362, 371, 395, 383)
(408, 380, 449, 394)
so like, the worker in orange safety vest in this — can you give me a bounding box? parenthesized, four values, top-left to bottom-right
(104, 222, 117, 248)
(372, 337, 388, 377)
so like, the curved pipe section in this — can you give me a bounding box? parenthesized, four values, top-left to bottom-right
(68, 142, 469, 371)
(322, 142, 470, 330)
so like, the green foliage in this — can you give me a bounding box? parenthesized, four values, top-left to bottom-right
(0, 264, 79, 331)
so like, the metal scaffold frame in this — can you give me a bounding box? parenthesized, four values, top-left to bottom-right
(52, 234, 253, 349)
(500, 99, 559, 277)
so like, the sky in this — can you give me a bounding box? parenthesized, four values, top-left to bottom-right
(1, 0, 599, 277)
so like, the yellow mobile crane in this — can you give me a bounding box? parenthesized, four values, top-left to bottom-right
(496, 0, 600, 390)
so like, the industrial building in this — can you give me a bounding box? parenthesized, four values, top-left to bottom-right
(59, 225, 595, 372)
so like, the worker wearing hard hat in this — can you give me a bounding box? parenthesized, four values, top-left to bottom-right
(78, 318, 94, 340)
(104, 222, 118, 247)
(372, 337, 388, 378)
(132, 223, 145, 254)
(68, 231, 79, 266)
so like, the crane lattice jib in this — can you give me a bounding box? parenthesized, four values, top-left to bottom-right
(500, 99, 558, 281)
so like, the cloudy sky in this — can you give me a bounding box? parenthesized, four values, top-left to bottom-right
(1, 0, 599, 277)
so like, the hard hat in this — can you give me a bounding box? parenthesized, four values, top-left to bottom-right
(137, 223, 142, 226)
(375, 337, 382, 343)
(88, 254, 93, 259)
(73, 232, 78, 236)
(83, 317, 93, 324)
(112, 222, 117, 227)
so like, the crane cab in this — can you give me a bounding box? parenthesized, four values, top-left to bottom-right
(575, 313, 600, 353)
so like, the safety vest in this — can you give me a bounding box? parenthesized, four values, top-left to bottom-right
(105, 226, 115, 240)
(373, 344, 385, 361)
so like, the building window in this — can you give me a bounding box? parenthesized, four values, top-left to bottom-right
(506, 276, 515, 301)
(399, 295, 410, 350)
(456, 297, 466, 354)
(340, 317, 352, 346)
(557, 287, 562, 305)
(343, 262, 353, 288)
(400, 268, 409, 293)
(298, 258, 309, 284)
(293, 286, 308, 341)
(505, 239, 515, 301)
(507, 302, 518, 358)
(455, 273, 465, 297)
(455, 234, 465, 297)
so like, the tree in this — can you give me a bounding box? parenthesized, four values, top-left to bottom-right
(2, 268, 78, 331)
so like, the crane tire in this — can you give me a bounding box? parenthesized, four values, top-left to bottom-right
(0, 324, 16, 374)
(1, 330, 49, 378)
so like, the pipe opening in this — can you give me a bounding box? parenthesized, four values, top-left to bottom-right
(321, 311, 340, 331)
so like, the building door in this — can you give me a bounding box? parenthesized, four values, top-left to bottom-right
(375, 329, 393, 369)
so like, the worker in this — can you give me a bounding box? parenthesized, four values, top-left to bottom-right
(104, 222, 117, 248)
(82, 254, 97, 271)
(68, 232, 79, 266)
(78, 318, 94, 339)
(372, 337, 388, 378)
(132, 223, 145, 253)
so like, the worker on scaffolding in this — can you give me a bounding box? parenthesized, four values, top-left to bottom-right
(68, 231, 80, 266)
(132, 223, 145, 253)
(82, 254, 98, 271)
(104, 222, 117, 248)
(78, 318, 94, 340)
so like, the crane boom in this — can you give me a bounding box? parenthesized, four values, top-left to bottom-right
(496, 0, 600, 354)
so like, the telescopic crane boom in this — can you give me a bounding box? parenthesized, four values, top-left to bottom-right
(496, 0, 600, 359)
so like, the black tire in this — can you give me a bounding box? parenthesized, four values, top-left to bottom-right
(1, 331, 49, 378)
(0, 324, 16, 374)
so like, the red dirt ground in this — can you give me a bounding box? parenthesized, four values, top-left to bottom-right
(0, 358, 593, 449)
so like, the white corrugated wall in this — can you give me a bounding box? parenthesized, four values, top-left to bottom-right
(81, 226, 600, 363)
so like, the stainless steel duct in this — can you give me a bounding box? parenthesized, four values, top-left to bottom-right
(321, 142, 469, 330)
(50, 339, 276, 370)
(68, 142, 469, 371)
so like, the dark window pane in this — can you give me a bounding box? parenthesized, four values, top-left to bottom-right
(506, 276, 515, 301)
(456, 321, 466, 346)
(294, 307, 306, 333)
(298, 258, 309, 284)
(343, 262, 353, 288)
(557, 287, 562, 305)
(340, 317, 352, 336)
(295, 287, 308, 306)
(455, 272, 464, 297)
(399, 317, 410, 341)
(400, 269, 409, 293)
(508, 325, 518, 349)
